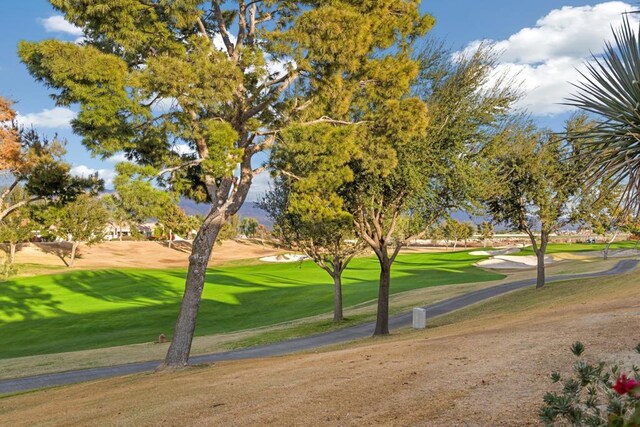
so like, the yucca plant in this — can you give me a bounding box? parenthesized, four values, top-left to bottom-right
(567, 14, 640, 214)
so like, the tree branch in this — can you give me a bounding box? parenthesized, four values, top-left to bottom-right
(242, 72, 299, 122)
(156, 159, 205, 177)
(212, 0, 235, 58)
(0, 196, 42, 222)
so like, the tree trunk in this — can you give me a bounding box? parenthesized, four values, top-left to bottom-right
(536, 250, 546, 289)
(333, 272, 344, 322)
(158, 217, 223, 370)
(118, 221, 123, 241)
(604, 230, 618, 260)
(535, 233, 548, 289)
(9, 242, 16, 265)
(168, 229, 173, 249)
(374, 255, 391, 336)
(69, 241, 79, 268)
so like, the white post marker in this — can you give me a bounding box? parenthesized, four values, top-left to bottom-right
(412, 307, 427, 329)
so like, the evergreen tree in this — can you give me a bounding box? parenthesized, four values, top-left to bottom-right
(19, 0, 432, 365)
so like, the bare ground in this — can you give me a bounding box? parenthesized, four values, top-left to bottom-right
(1, 270, 638, 426)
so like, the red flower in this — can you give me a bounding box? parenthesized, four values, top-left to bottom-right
(612, 374, 639, 396)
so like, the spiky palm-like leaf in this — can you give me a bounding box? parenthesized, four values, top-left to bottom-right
(567, 15, 640, 213)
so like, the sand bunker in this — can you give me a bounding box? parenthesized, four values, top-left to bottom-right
(469, 248, 521, 256)
(476, 254, 555, 270)
(259, 253, 308, 263)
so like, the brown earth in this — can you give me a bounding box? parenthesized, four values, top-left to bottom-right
(1, 272, 638, 426)
(8, 239, 285, 270)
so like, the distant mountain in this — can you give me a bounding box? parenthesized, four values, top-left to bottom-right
(179, 198, 272, 227)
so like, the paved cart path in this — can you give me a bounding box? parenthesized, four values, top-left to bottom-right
(1, 259, 637, 395)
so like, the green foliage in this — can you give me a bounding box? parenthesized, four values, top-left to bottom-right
(258, 175, 361, 280)
(158, 203, 189, 238)
(45, 193, 109, 245)
(478, 221, 494, 241)
(571, 342, 586, 357)
(576, 183, 625, 239)
(484, 116, 592, 253)
(567, 16, 640, 213)
(113, 162, 173, 222)
(539, 343, 640, 426)
(239, 217, 259, 238)
(216, 215, 238, 245)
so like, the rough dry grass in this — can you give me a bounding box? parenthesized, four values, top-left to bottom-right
(1, 268, 638, 426)
(8, 239, 285, 270)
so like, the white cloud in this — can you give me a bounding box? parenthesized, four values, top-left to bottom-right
(171, 144, 195, 156)
(70, 165, 117, 189)
(106, 153, 130, 164)
(16, 107, 76, 129)
(39, 15, 83, 37)
(459, 1, 639, 116)
(246, 170, 272, 202)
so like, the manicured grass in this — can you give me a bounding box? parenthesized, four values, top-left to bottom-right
(0, 251, 502, 359)
(514, 241, 637, 256)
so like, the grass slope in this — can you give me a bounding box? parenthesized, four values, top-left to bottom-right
(515, 241, 637, 256)
(0, 251, 502, 359)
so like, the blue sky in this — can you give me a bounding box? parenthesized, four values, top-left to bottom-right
(1, 1, 637, 197)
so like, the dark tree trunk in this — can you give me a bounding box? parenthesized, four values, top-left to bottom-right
(333, 272, 343, 322)
(159, 217, 223, 370)
(536, 250, 546, 289)
(603, 245, 610, 260)
(374, 254, 391, 336)
(535, 233, 548, 289)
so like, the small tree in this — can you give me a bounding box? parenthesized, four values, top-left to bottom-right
(216, 215, 238, 245)
(478, 221, 494, 247)
(443, 219, 467, 249)
(258, 176, 361, 322)
(158, 203, 189, 248)
(45, 194, 109, 267)
(484, 117, 589, 288)
(102, 194, 131, 241)
(462, 222, 475, 248)
(577, 184, 625, 259)
(239, 217, 259, 238)
(1, 97, 101, 222)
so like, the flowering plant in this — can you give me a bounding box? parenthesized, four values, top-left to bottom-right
(539, 342, 640, 426)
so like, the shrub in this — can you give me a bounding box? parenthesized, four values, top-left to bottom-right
(540, 342, 640, 426)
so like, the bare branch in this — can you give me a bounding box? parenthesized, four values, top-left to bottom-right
(156, 159, 205, 177)
(0, 196, 42, 222)
(212, 0, 235, 58)
(242, 72, 299, 121)
(0, 178, 20, 204)
(252, 165, 268, 175)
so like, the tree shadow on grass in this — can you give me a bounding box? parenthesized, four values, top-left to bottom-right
(32, 242, 73, 267)
(0, 282, 66, 322)
(48, 270, 183, 305)
(1, 253, 506, 359)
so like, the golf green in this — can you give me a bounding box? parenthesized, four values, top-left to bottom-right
(0, 251, 502, 359)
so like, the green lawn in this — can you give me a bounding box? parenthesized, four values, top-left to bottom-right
(0, 251, 503, 359)
(514, 241, 637, 256)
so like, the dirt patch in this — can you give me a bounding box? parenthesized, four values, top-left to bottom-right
(1, 273, 638, 426)
(9, 240, 285, 270)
